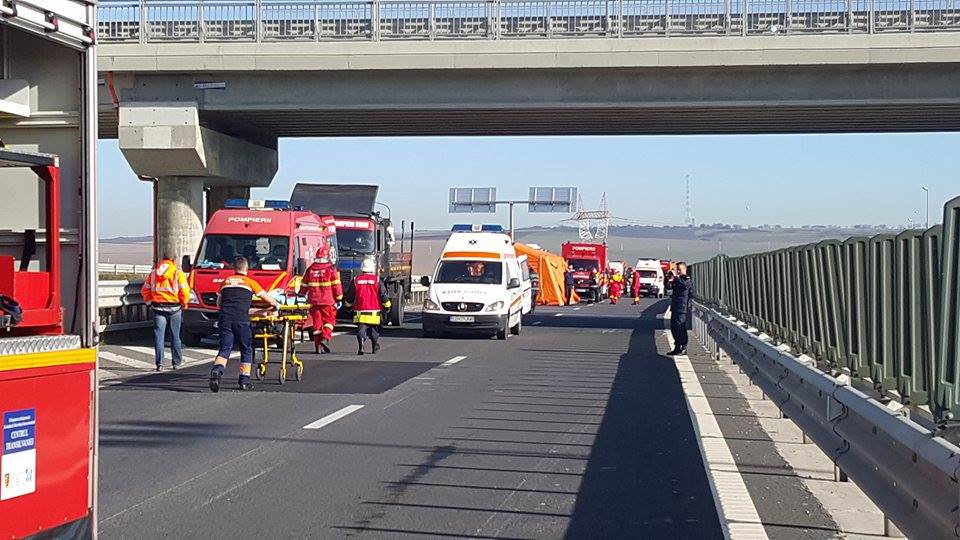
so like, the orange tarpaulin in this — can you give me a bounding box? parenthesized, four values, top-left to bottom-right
(515, 243, 579, 306)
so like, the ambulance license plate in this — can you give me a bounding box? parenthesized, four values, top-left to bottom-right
(449, 315, 475, 323)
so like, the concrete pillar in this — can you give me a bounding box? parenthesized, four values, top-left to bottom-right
(206, 186, 250, 222)
(156, 177, 204, 265)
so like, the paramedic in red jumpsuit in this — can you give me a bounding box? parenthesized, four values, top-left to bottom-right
(305, 246, 343, 354)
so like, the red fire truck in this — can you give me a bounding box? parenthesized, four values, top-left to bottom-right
(1, 7, 99, 538)
(561, 242, 610, 303)
(182, 200, 338, 343)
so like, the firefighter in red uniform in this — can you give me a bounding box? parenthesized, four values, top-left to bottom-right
(344, 258, 392, 356)
(609, 270, 624, 304)
(304, 245, 343, 354)
(632, 268, 643, 304)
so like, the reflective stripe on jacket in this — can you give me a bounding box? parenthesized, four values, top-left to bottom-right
(141, 259, 190, 306)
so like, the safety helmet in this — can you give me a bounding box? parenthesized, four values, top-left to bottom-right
(315, 245, 330, 263)
(360, 257, 376, 274)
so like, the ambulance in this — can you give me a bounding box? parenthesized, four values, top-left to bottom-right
(182, 199, 337, 343)
(420, 225, 531, 339)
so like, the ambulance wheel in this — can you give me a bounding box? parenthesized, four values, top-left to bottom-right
(497, 321, 509, 340)
(510, 317, 522, 336)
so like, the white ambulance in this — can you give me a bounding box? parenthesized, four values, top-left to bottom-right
(634, 258, 666, 298)
(421, 225, 530, 339)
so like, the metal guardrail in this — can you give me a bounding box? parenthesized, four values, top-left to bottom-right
(692, 304, 960, 539)
(691, 194, 960, 424)
(98, 263, 153, 275)
(97, 0, 960, 43)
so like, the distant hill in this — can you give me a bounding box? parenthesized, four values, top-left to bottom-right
(101, 235, 151, 244)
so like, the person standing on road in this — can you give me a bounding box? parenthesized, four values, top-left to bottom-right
(209, 257, 280, 392)
(564, 268, 575, 306)
(609, 270, 624, 304)
(343, 258, 392, 356)
(141, 252, 190, 371)
(305, 244, 343, 354)
(667, 262, 693, 356)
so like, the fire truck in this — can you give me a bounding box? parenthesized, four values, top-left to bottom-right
(0, 7, 99, 538)
(561, 242, 610, 303)
(181, 200, 338, 343)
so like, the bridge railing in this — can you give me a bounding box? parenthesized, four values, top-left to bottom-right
(96, 0, 960, 42)
(691, 194, 960, 425)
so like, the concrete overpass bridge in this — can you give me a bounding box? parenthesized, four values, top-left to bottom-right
(95, 0, 960, 259)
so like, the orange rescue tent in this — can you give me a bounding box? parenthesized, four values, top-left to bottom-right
(515, 243, 579, 305)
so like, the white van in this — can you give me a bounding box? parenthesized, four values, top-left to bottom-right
(421, 227, 528, 339)
(633, 258, 665, 298)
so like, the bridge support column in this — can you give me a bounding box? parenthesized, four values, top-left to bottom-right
(118, 102, 277, 264)
(156, 177, 204, 263)
(206, 186, 250, 221)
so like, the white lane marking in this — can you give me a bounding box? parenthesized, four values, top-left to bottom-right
(303, 404, 364, 430)
(532, 321, 542, 326)
(98, 369, 119, 381)
(441, 355, 467, 367)
(666, 327, 768, 540)
(554, 313, 564, 317)
(200, 462, 282, 508)
(657, 307, 672, 319)
(119, 345, 238, 363)
(573, 307, 581, 311)
(98, 350, 155, 370)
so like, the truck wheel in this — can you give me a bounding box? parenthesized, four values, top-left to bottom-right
(389, 292, 404, 328)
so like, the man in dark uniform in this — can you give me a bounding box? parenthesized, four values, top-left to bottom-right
(564, 268, 575, 306)
(667, 262, 693, 356)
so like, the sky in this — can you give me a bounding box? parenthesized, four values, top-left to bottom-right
(97, 133, 960, 238)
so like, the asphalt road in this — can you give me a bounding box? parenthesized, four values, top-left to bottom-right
(96, 299, 834, 539)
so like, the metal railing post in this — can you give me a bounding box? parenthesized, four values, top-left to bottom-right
(138, 0, 147, 44)
(909, 0, 915, 31)
(664, 0, 670, 35)
(198, 0, 206, 42)
(496, 0, 502, 39)
(487, 0, 494, 38)
(725, 0, 731, 34)
(373, 0, 381, 41)
(618, 0, 624, 37)
(255, 0, 263, 42)
(314, 2, 321, 41)
(545, 0, 552, 37)
(604, 0, 610, 35)
(785, 0, 791, 32)
(847, 0, 853, 32)
(429, 1, 436, 39)
(868, 0, 875, 32)
(741, 0, 748, 34)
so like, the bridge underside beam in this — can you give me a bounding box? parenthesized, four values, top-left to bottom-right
(99, 64, 960, 137)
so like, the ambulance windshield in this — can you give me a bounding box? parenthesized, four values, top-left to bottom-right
(196, 234, 289, 271)
(435, 260, 503, 285)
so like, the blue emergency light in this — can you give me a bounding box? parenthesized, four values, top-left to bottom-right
(451, 224, 504, 233)
(224, 199, 292, 210)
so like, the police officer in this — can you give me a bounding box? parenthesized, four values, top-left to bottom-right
(667, 262, 693, 356)
(564, 268, 575, 306)
(209, 257, 280, 392)
(343, 258, 391, 355)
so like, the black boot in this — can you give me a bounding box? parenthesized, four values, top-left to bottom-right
(320, 341, 331, 354)
(238, 376, 254, 391)
(372, 341, 380, 355)
(209, 367, 223, 393)
(666, 349, 680, 356)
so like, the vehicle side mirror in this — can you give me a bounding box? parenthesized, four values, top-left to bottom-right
(295, 257, 307, 276)
(508, 278, 521, 289)
(181, 255, 192, 273)
(420, 275, 431, 287)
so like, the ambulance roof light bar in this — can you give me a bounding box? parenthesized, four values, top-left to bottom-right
(224, 199, 295, 210)
(451, 224, 505, 233)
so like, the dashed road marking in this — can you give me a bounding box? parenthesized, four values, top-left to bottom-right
(532, 321, 542, 326)
(573, 307, 581, 311)
(554, 313, 564, 317)
(666, 320, 768, 540)
(303, 404, 365, 430)
(441, 355, 467, 367)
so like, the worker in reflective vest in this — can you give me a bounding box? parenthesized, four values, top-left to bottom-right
(344, 257, 391, 356)
(305, 245, 343, 354)
(141, 252, 190, 371)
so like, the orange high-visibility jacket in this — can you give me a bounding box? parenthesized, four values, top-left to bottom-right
(141, 259, 190, 307)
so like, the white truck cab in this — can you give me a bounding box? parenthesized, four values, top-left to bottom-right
(421, 225, 528, 340)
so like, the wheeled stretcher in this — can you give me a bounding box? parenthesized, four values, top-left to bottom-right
(250, 304, 311, 384)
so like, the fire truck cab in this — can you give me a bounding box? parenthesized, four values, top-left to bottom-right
(182, 200, 337, 343)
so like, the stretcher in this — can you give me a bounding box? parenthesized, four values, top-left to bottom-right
(250, 304, 310, 384)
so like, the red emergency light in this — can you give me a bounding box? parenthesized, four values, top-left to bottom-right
(0, 149, 63, 335)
